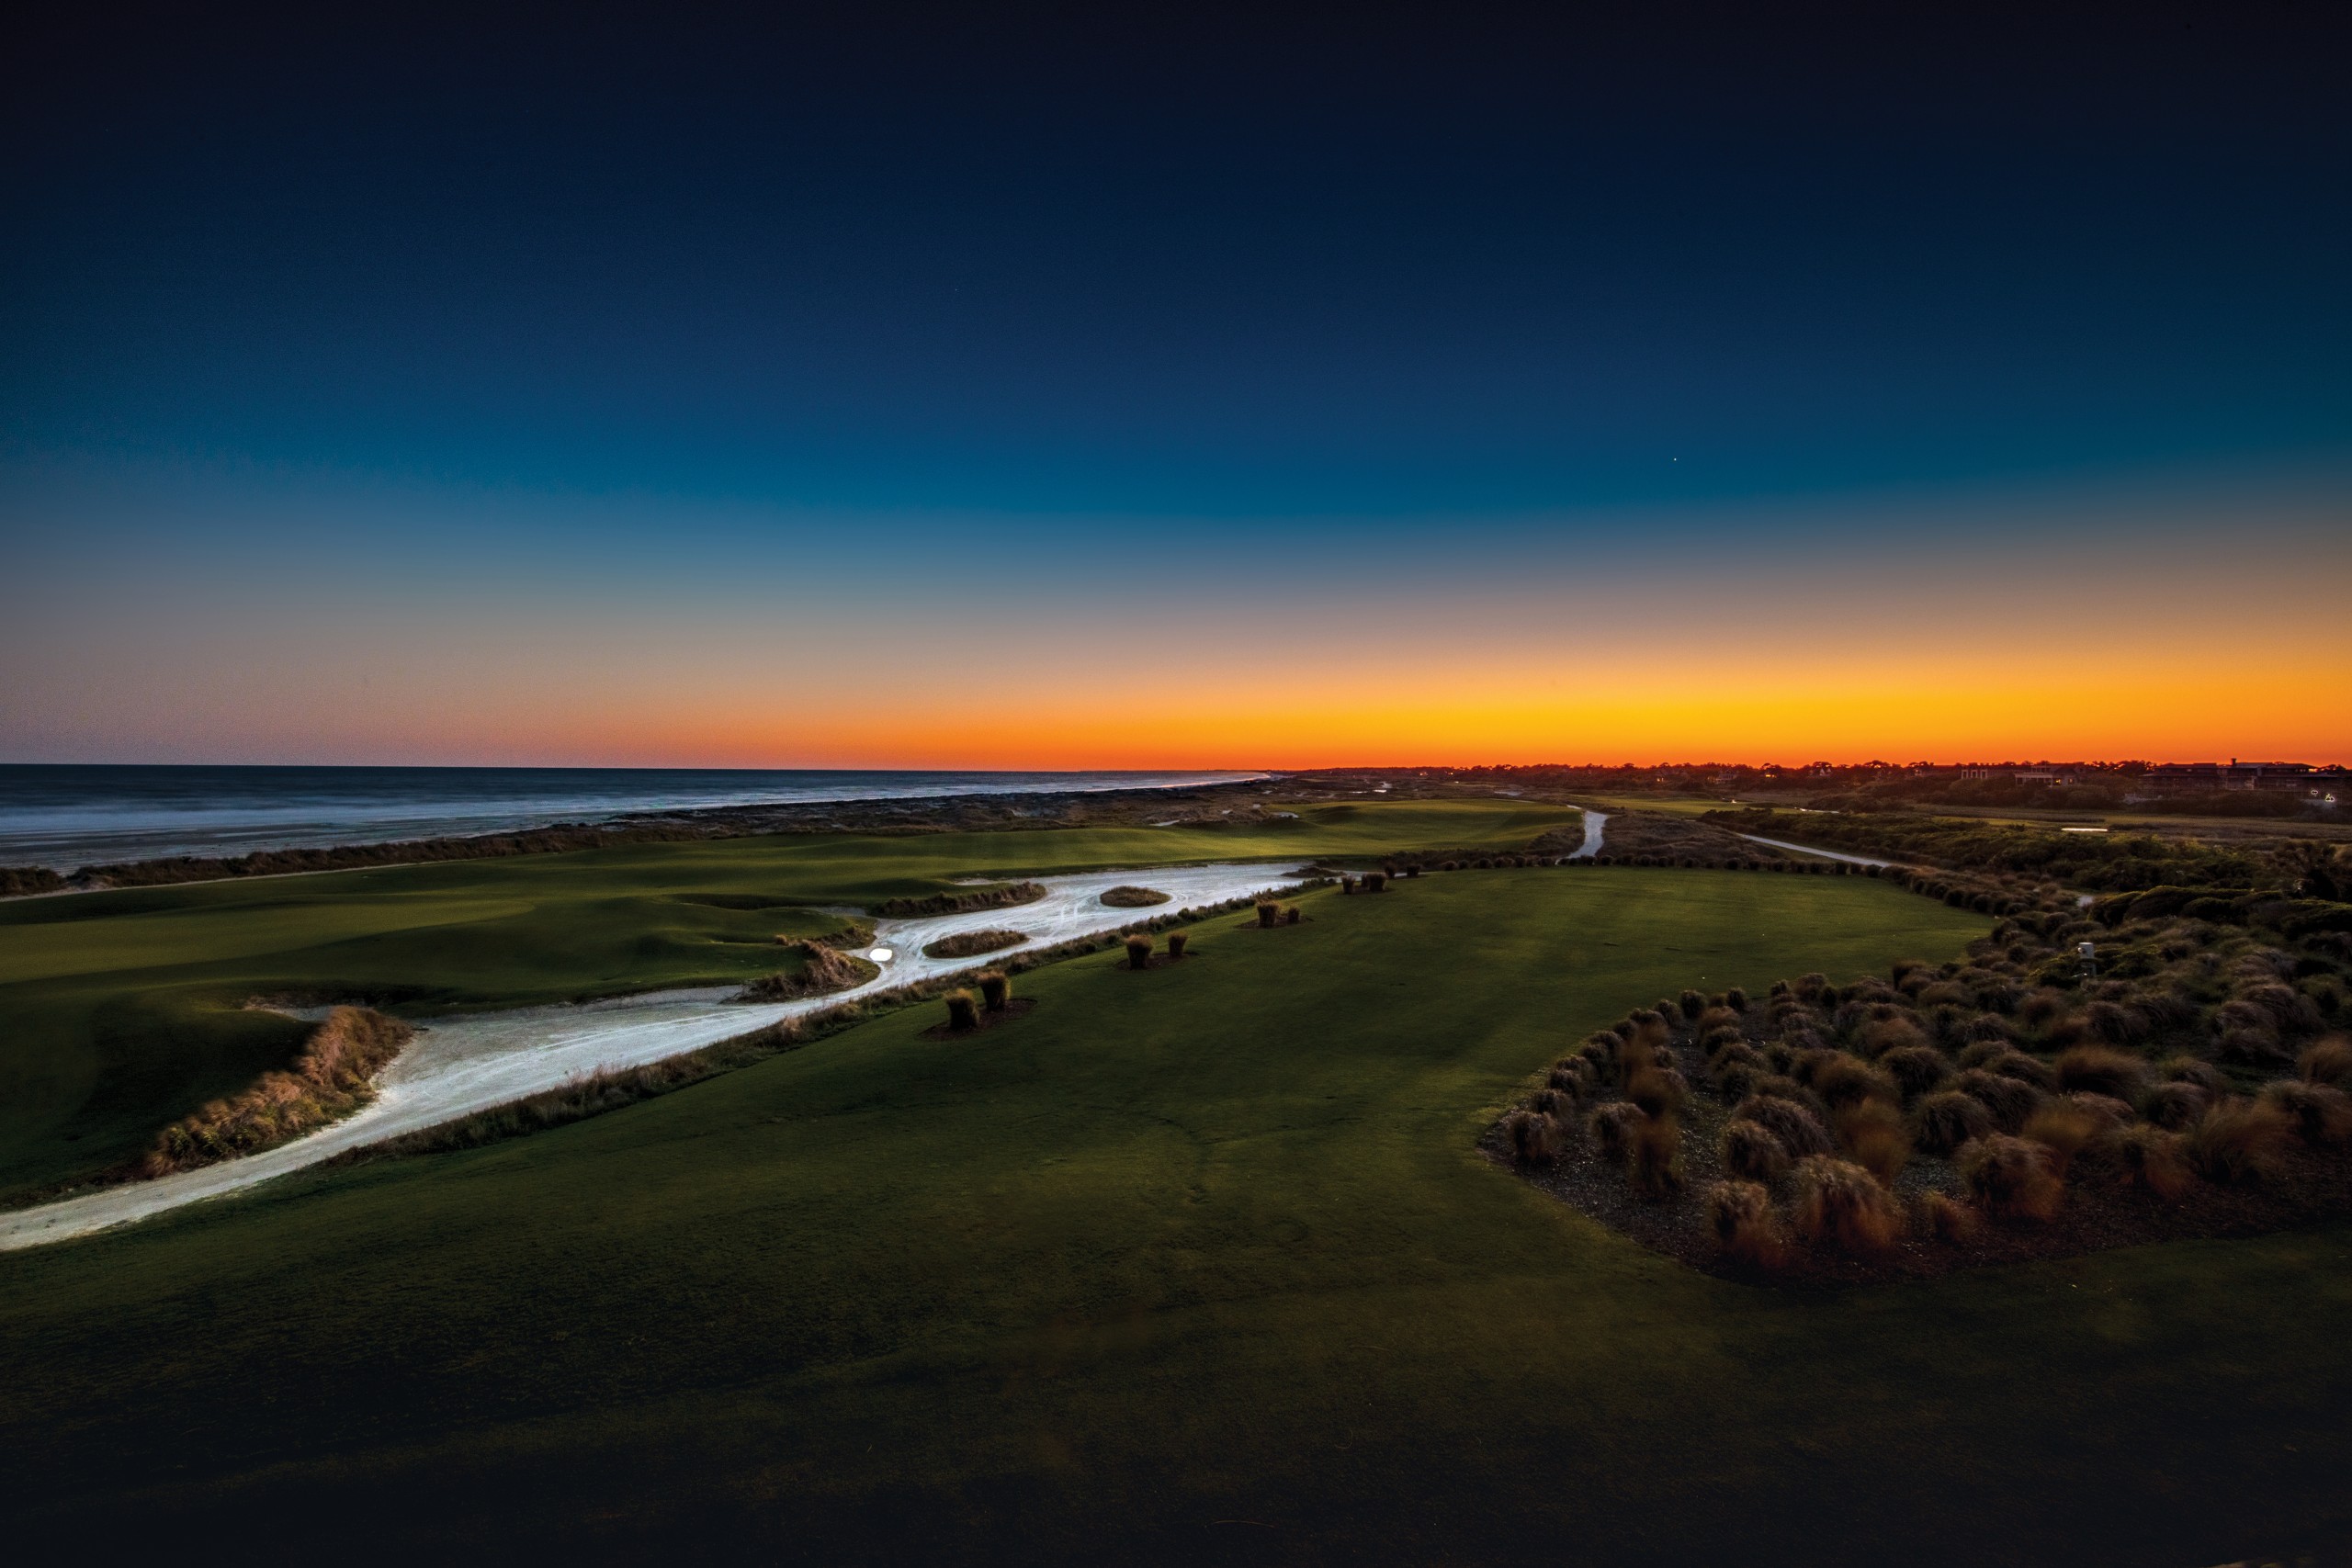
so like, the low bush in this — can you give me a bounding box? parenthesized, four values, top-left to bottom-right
(1815, 1055, 1896, 1111)
(943, 990, 980, 1032)
(1589, 1101, 1644, 1165)
(1167, 930, 1189, 959)
(1124, 933, 1154, 970)
(1791, 1156, 1904, 1254)
(1880, 1044, 1953, 1100)
(1363, 871, 1387, 893)
(1678, 989, 1706, 1020)
(1705, 1179, 1789, 1268)
(977, 970, 1012, 1011)
(2112, 1124, 2196, 1200)
(2159, 1055, 2227, 1095)
(1987, 1052, 2059, 1092)
(1835, 1100, 1910, 1186)
(2300, 1036, 2352, 1087)
(1730, 1094, 1833, 1158)
(2184, 1098, 2294, 1184)
(1283, 905, 1303, 925)
(1917, 1190, 1978, 1243)
(2258, 1079, 2352, 1147)
(1256, 900, 1281, 929)
(1958, 1134, 2064, 1223)
(1910, 1089, 1994, 1156)
(1550, 1057, 1596, 1097)
(1503, 1109, 1567, 1166)
(2020, 1100, 2101, 1178)
(2055, 1044, 2150, 1100)
(2141, 1080, 2210, 1130)
(1628, 1111, 1685, 1198)
(1720, 1119, 1791, 1182)
(1627, 1066, 1688, 1118)
(1952, 1068, 2042, 1134)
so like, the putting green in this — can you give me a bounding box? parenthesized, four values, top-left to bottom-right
(3, 865, 2344, 1562)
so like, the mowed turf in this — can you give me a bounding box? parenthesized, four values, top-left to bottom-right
(6, 868, 2350, 1563)
(0, 800, 1577, 1199)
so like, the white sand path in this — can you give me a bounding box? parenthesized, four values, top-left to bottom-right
(1567, 810, 1607, 858)
(1734, 833, 1896, 868)
(0, 861, 1311, 1251)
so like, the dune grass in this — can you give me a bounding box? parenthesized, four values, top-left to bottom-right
(3, 868, 2349, 1562)
(0, 800, 1580, 1200)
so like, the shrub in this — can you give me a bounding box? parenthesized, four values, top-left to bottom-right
(2184, 1098, 2294, 1184)
(1283, 906, 1302, 925)
(1988, 1052, 2059, 1092)
(1881, 1044, 1952, 1100)
(1955, 1039, 2009, 1071)
(1791, 1156, 1904, 1254)
(1503, 1109, 1567, 1165)
(1958, 1134, 2064, 1223)
(920, 928, 1030, 960)
(1679, 989, 1706, 1020)
(1709, 1038, 1766, 1075)
(1628, 1111, 1685, 1198)
(1815, 1055, 1896, 1111)
(1836, 1100, 1910, 1185)
(944, 990, 980, 1032)
(1363, 870, 1386, 893)
(2056, 1044, 2150, 1100)
(1726, 987, 1749, 1011)
(1917, 1190, 1977, 1243)
(1953, 1068, 2042, 1134)
(1167, 930, 1190, 959)
(1124, 933, 1155, 970)
(2112, 1124, 2196, 1200)
(1531, 1088, 1571, 1119)
(2258, 1080, 2352, 1147)
(1731, 1094, 1833, 1158)
(2141, 1080, 2210, 1130)
(1589, 1101, 1643, 1165)
(1713, 1062, 1761, 1103)
(2300, 1036, 2352, 1087)
(1856, 1014, 1931, 1058)
(1101, 885, 1172, 908)
(2159, 1055, 2227, 1095)
(2020, 1100, 2101, 1177)
(1256, 900, 1280, 928)
(1718, 1119, 1791, 1182)
(1911, 1090, 1994, 1156)
(1705, 1180, 1789, 1269)
(977, 971, 1012, 1011)
(2018, 988, 2069, 1028)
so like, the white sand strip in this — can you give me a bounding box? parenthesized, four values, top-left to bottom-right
(1567, 810, 1607, 858)
(0, 861, 1309, 1251)
(1734, 833, 1896, 868)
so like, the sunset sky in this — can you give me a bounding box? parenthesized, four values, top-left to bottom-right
(6, 5, 2347, 767)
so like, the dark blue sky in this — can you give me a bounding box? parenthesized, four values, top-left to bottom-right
(7, 1, 2348, 519)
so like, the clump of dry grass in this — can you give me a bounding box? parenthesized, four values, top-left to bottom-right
(978, 970, 1012, 1010)
(1857, 1014, 1931, 1058)
(2258, 1079, 2352, 1147)
(2141, 1080, 2211, 1130)
(1125, 933, 1155, 970)
(1910, 1089, 1994, 1156)
(1731, 1094, 1833, 1158)
(1952, 1068, 2042, 1134)
(2185, 1097, 2295, 1183)
(1363, 870, 1387, 893)
(1627, 1111, 1685, 1198)
(1626, 1066, 1688, 1119)
(1791, 1156, 1904, 1254)
(2112, 1124, 2196, 1200)
(1835, 1100, 1910, 1186)
(2300, 1036, 2352, 1087)
(1256, 900, 1281, 929)
(144, 1006, 415, 1176)
(1916, 1190, 1978, 1243)
(1502, 1109, 1567, 1166)
(919, 928, 1029, 961)
(2160, 1055, 2227, 1095)
(1283, 905, 1302, 925)
(1705, 1179, 1789, 1268)
(2055, 1044, 2150, 1100)
(1958, 1134, 2064, 1223)
(1589, 1100, 1644, 1165)
(1719, 1119, 1791, 1182)
(1101, 885, 1171, 908)
(1166, 931, 1189, 959)
(1549, 1056, 1597, 1098)
(2020, 1100, 2101, 1178)
(1987, 1051, 2059, 1092)
(944, 990, 980, 1032)
(1880, 1044, 1952, 1101)
(1814, 1055, 1897, 1111)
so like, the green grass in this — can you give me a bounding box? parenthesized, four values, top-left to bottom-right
(0, 800, 1578, 1199)
(4, 866, 2347, 1562)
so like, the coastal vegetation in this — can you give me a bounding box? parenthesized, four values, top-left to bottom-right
(141, 1006, 412, 1176)
(736, 941, 879, 1001)
(874, 880, 1048, 917)
(1099, 884, 1170, 907)
(919, 928, 1027, 960)
(6, 865, 2347, 1562)
(0, 801, 1577, 1201)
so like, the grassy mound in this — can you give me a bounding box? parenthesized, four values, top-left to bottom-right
(1099, 885, 1172, 908)
(920, 928, 1030, 960)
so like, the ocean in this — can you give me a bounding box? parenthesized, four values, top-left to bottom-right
(0, 766, 1263, 871)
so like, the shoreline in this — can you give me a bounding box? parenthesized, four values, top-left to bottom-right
(1, 774, 1286, 898)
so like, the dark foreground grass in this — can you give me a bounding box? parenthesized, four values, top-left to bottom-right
(4, 870, 2349, 1564)
(0, 800, 1579, 1200)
